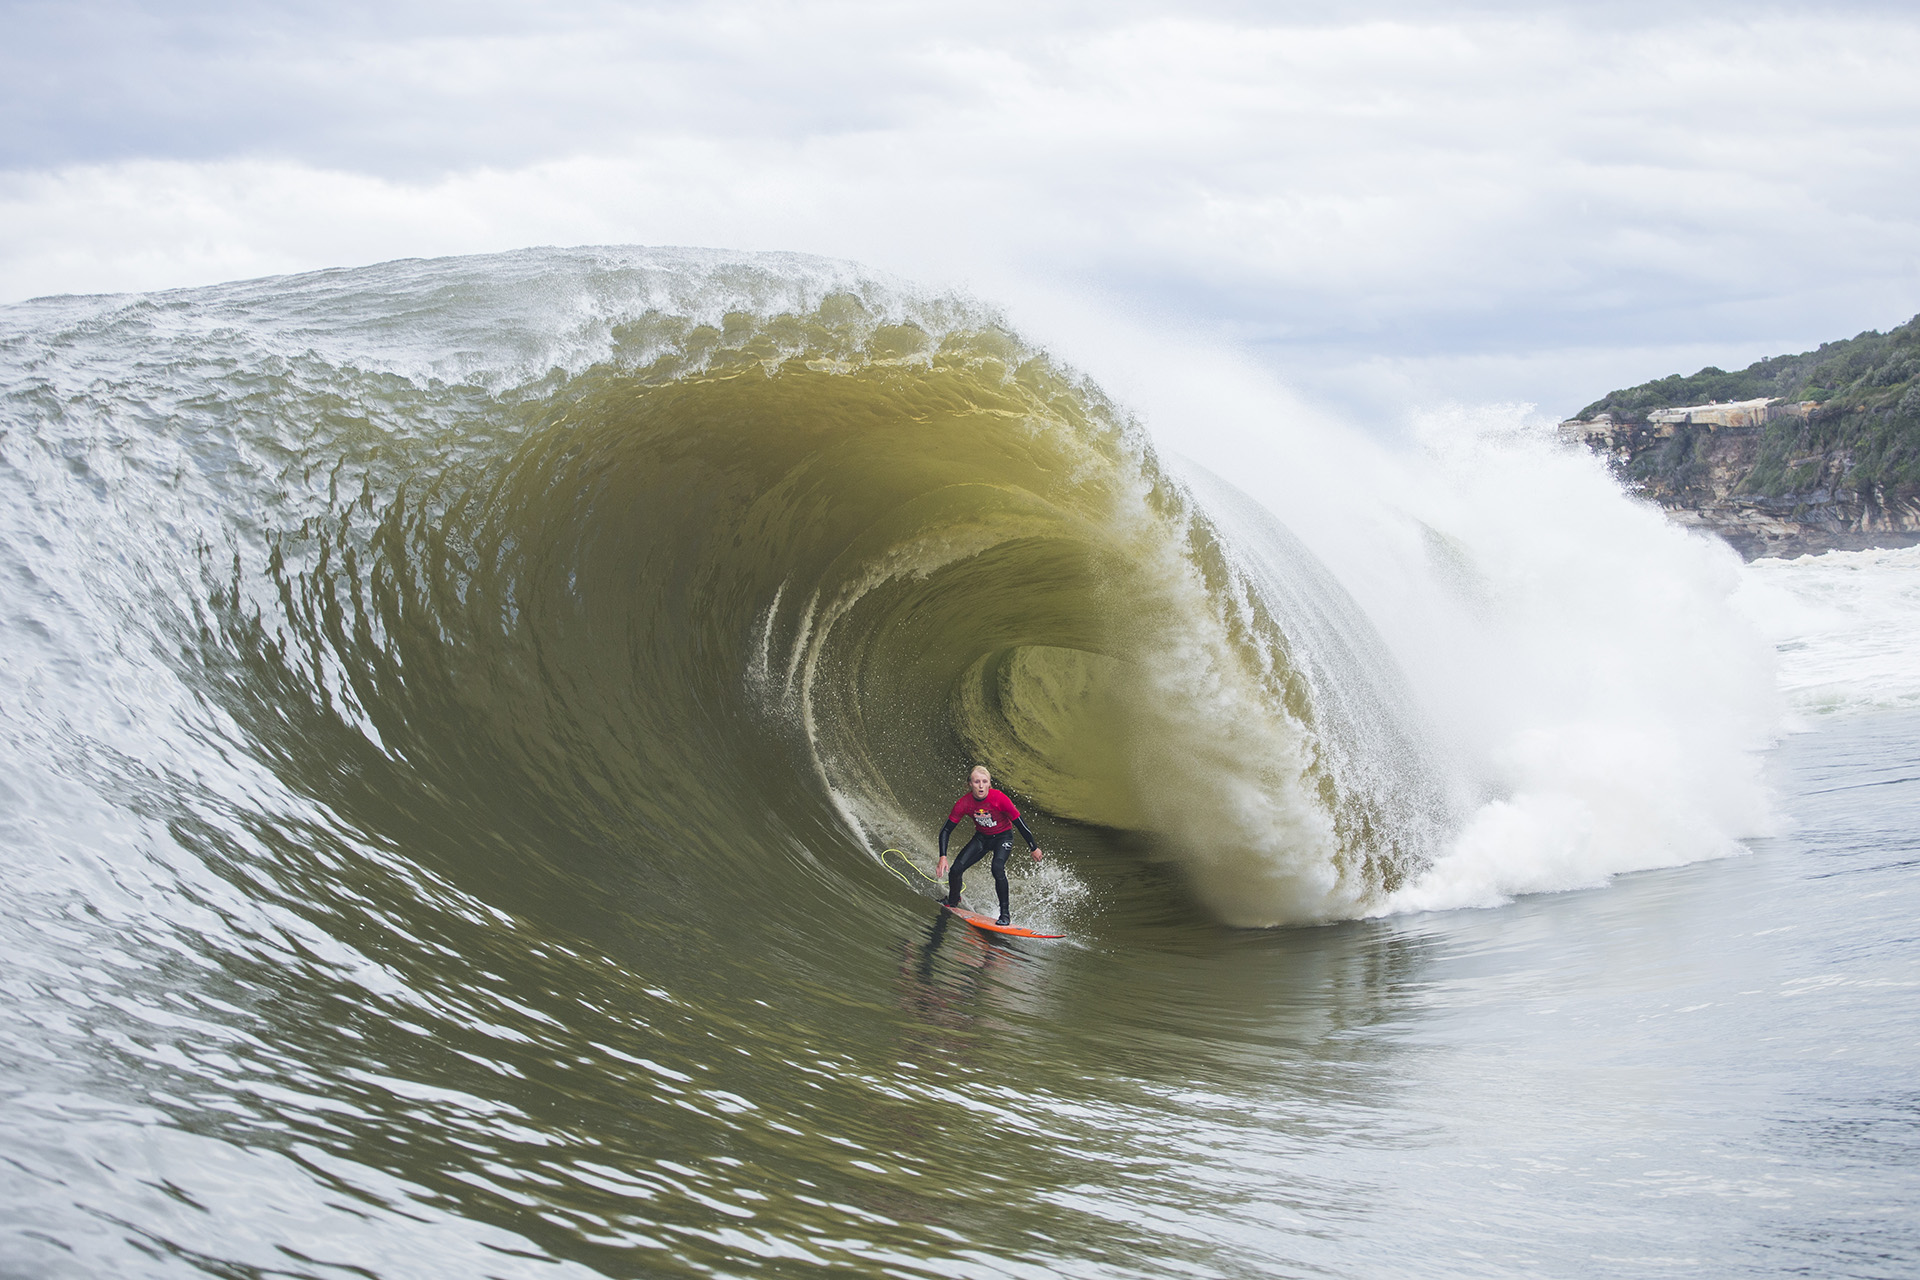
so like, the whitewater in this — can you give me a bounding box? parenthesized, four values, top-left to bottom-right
(1, 247, 1914, 1279)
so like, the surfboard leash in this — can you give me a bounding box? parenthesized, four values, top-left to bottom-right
(880, 847, 940, 891)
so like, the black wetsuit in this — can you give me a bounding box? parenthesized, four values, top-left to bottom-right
(939, 814, 1038, 920)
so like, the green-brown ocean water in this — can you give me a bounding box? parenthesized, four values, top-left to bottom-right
(1, 249, 1914, 1279)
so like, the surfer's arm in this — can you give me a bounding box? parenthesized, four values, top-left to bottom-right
(938, 818, 958, 859)
(1012, 817, 1037, 850)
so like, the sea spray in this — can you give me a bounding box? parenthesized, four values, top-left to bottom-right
(1152, 393, 1783, 915)
(1371, 407, 1781, 910)
(1029, 330, 1786, 914)
(1734, 543, 1920, 719)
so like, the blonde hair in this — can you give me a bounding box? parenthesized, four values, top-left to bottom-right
(969, 765, 991, 779)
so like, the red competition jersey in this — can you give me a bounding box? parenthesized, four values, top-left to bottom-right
(948, 788, 1021, 836)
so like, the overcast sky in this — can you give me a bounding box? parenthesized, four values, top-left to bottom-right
(4, 0, 1918, 421)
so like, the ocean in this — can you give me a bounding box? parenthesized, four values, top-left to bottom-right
(1, 247, 1914, 1278)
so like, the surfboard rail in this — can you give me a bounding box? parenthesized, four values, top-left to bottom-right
(943, 904, 1063, 939)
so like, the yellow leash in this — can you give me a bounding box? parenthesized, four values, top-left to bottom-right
(881, 848, 940, 890)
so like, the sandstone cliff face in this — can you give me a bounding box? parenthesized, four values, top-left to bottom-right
(1562, 413, 1920, 560)
(1564, 315, 1920, 559)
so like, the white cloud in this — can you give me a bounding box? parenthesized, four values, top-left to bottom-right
(3, 3, 1918, 418)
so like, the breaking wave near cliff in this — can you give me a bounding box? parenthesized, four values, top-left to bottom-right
(0, 247, 1788, 941)
(0, 246, 1820, 1278)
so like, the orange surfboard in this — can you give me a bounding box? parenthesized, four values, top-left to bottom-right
(943, 905, 1063, 939)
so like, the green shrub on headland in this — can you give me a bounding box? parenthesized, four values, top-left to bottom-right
(1574, 313, 1920, 502)
(1577, 314, 1920, 421)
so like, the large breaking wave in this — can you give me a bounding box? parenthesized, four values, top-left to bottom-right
(2, 245, 1794, 945)
(0, 246, 1822, 1278)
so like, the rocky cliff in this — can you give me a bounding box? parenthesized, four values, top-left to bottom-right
(1561, 316, 1920, 559)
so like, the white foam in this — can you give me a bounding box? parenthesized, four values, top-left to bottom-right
(1361, 408, 1785, 912)
(1098, 346, 1787, 918)
(1734, 544, 1920, 720)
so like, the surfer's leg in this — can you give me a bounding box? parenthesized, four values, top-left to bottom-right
(989, 836, 1013, 924)
(946, 835, 988, 906)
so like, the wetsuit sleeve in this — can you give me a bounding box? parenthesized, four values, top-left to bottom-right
(1013, 817, 1037, 849)
(938, 818, 958, 858)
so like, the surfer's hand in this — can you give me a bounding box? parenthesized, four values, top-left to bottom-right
(1032, 847, 1044, 863)
(935, 855, 947, 878)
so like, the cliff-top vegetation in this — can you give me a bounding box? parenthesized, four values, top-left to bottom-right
(1574, 313, 1920, 499)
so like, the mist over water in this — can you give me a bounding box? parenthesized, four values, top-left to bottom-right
(2, 248, 1915, 1279)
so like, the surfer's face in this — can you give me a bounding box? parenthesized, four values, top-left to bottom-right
(969, 769, 991, 798)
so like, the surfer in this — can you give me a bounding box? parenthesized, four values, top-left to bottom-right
(936, 766, 1043, 926)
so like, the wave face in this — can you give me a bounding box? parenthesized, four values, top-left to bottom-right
(0, 247, 1445, 935)
(0, 248, 1800, 1278)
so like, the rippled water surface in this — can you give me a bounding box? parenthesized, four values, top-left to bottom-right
(6, 709, 1915, 1279)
